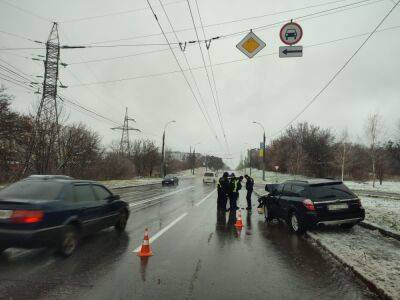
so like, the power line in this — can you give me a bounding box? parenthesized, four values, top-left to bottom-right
(193, 0, 230, 155)
(0, 47, 45, 51)
(186, 0, 228, 153)
(0, 0, 51, 23)
(83, 0, 382, 46)
(59, 0, 186, 23)
(66, 25, 400, 88)
(0, 29, 44, 44)
(156, 0, 218, 145)
(269, 0, 400, 138)
(146, 0, 221, 144)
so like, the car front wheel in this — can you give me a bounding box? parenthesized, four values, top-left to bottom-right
(264, 205, 274, 222)
(288, 212, 306, 234)
(57, 225, 78, 257)
(115, 210, 128, 232)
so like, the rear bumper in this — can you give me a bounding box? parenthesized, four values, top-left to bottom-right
(0, 226, 62, 249)
(303, 208, 365, 227)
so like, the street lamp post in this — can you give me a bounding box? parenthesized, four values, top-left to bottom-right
(161, 120, 176, 178)
(252, 121, 266, 181)
(192, 142, 201, 175)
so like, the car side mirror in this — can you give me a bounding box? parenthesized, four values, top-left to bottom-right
(107, 194, 120, 202)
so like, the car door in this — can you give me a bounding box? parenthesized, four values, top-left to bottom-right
(276, 184, 293, 218)
(73, 184, 104, 234)
(92, 184, 120, 228)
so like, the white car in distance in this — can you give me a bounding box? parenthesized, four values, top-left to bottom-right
(203, 172, 216, 184)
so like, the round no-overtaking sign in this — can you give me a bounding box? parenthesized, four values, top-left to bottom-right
(280, 22, 303, 45)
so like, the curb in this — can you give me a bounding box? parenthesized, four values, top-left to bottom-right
(359, 221, 400, 241)
(306, 233, 391, 300)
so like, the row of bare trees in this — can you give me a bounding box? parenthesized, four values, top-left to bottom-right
(0, 86, 213, 183)
(245, 116, 400, 184)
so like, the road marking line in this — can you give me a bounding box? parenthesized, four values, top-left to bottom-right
(133, 212, 188, 253)
(128, 185, 194, 208)
(195, 189, 217, 207)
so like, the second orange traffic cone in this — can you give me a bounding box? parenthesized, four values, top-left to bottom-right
(138, 228, 153, 257)
(235, 210, 244, 229)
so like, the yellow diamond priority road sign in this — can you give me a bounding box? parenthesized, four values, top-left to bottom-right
(236, 30, 266, 59)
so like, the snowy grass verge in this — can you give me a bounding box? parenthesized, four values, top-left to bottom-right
(307, 228, 400, 299)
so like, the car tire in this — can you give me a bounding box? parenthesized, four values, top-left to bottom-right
(264, 204, 274, 223)
(115, 210, 128, 232)
(288, 211, 306, 234)
(57, 225, 79, 257)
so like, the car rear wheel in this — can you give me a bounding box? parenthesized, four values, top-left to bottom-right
(57, 225, 78, 257)
(264, 205, 274, 222)
(288, 212, 306, 234)
(115, 210, 128, 232)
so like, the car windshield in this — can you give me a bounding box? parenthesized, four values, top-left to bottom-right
(309, 183, 355, 200)
(204, 172, 214, 177)
(0, 180, 64, 200)
(165, 175, 174, 179)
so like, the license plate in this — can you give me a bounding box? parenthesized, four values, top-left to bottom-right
(328, 203, 348, 211)
(0, 210, 12, 219)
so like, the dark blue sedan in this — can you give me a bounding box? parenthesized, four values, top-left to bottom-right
(0, 176, 129, 256)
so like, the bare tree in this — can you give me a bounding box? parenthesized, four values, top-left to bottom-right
(364, 113, 382, 187)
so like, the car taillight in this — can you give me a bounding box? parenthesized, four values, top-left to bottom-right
(303, 199, 315, 211)
(356, 199, 363, 208)
(11, 210, 44, 223)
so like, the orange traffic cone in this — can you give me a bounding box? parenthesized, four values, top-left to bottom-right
(234, 210, 244, 229)
(138, 228, 153, 257)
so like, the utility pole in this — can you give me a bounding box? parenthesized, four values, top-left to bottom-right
(253, 121, 266, 181)
(160, 120, 175, 178)
(111, 107, 140, 156)
(248, 149, 252, 177)
(24, 22, 61, 175)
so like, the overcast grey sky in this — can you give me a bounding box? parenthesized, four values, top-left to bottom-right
(0, 0, 399, 168)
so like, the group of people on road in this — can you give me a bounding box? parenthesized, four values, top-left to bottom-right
(216, 172, 254, 212)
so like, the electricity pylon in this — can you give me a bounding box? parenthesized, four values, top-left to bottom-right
(24, 22, 61, 174)
(111, 107, 140, 156)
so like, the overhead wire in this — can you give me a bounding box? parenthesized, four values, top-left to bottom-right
(145, 0, 222, 144)
(156, 0, 219, 146)
(0, 0, 51, 23)
(65, 24, 400, 87)
(193, 0, 230, 155)
(82, 0, 382, 46)
(268, 0, 400, 138)
(59, 0, 186, 23)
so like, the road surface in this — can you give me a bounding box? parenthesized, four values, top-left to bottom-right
(0, 177, 377, 299)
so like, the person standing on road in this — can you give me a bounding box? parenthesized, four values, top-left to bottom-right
(217, 172, 229, 212)
(229, 174, 243, 211)
(244, 174, 254, 210)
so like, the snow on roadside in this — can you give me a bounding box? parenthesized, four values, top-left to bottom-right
(344, 180, 400, 195)
(101, 178, 162, 189)
(361, 196, 400, 234)
(308, 227, 400, 299)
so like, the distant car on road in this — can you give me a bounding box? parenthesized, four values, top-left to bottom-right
(0, 176, 129, 256)
(162, 175, 179, 186)
(285, 28, 297, 40)
(259, 179, 365, 234)
(203, 172, 216, 184)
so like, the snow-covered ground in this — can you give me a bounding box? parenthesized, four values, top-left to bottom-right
(361, 196, 400, 233)
(344, 180, 400, 194)
(308, 227, 400, 299)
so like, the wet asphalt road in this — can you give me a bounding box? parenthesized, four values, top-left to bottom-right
(0, 177, 377, 299)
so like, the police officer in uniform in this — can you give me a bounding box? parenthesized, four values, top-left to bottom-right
(244, 174, 254, 210)
(217, 172, 229, 212)
(229, 174, 243, 211)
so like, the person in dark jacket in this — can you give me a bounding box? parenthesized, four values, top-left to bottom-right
(217, 172, 230, 212)
(244, 174, 254, 210)
(228, 174, 243, 211)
